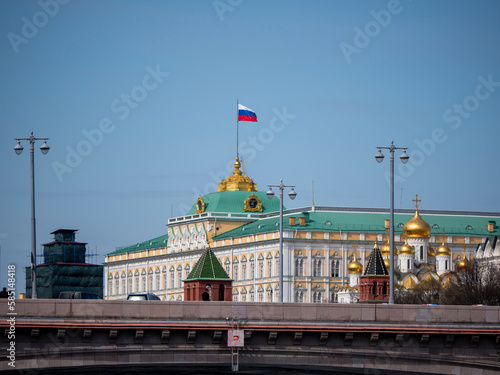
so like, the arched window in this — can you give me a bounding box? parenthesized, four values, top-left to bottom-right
(382, 281, 388, 295)
(233, 264, 239, 281)
(267, 289, 273, 302)
(331, 292, 338, 303)
(313, 291, 322, 303)
(420, 246, 424, 260)
(295, 291, 304, 303)
(177, 268, 182, 289)
(250, 259, 255, 279)
(313, 259, 322, 277)
(155, 274, 160, 290)
(372, 281, 378, 295)
(242, 263, 247, 280)
(170, 268, 175, 290)
(295, 259, 304, 276)
(127, 277, 132, 294)
(331, 260, 340, 277)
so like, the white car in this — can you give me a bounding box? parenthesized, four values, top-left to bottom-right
(126, 292, 161, 301)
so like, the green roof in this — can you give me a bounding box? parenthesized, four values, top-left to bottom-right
(106, 208, 500, 256)
(107, 234, 168, 256)
(186, 190, 282, 215)
(184, 246, 231, 281)
(213, 210, 500, 240)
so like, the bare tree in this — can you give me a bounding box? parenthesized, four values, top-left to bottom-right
(395, 277, 443, 305)
(441, 261, 500, 306)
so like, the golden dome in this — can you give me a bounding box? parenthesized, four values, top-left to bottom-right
(217, 157, 257, 192)
(383, 255, 390, 271)
(428, 246, 435, 258)
(436, 242, 451, 256)
(380, 240, 398, 256)
(456, 256, 471, 272)
(403, 208, 431, 238)
(347, 253, 363, 274)
(399, 239, 414, 255)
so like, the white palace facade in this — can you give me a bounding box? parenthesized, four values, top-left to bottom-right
(104, 157, 500, 302)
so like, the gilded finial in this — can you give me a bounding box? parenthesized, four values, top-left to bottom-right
(217, 156, 257, 192)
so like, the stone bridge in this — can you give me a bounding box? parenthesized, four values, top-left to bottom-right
(1, 300, 500, 374)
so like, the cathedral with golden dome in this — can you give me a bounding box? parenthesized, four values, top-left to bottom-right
(104, 157, 500, 303)
(337, 196, 470, 303)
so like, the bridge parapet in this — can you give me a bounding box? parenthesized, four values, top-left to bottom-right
(4, 299, 500, 323)
(2, 301, 500, 374)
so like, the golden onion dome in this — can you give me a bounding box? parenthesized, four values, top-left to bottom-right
(403, 208, 431, 238)
(380, 240, 398, 256)
(456, 256, 471, 272)
(383, 255, 390, 271)
(399, 239, 414, 255)
(436, 242, 451, 256)
(428, 246, 435, 258)
(347, 253, 363, 274)
(217, 157, 257, 192)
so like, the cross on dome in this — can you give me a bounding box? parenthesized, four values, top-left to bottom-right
(413, 194, 421, 209)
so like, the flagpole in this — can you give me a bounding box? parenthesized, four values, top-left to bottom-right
(236, 98, 239, 159)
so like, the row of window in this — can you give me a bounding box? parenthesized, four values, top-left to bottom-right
(227, 258, 279, 281)
(108, 258, 344, 296)
(294, 259, 341, 277)
(107, 269, 187, 296)
(233, 289, 278, 302)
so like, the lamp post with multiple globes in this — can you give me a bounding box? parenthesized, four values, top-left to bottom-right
(14, 132, 50, 299)
(375, 141, 409, 305)
(266, 180, 296, 303)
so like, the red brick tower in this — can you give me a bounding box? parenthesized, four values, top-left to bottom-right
(183, 244, 233, 301)
(359, 242, 390, 303)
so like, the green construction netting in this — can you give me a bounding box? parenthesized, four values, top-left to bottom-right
(25, 263, 103, 299)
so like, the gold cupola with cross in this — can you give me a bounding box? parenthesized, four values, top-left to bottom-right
(456, 244, 472, 272)
(348, 253, 363, 274)
(436, 229, 452, 256)
(403, 195, 431, 238)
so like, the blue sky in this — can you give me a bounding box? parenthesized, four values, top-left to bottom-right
(1, 0, 499, 292)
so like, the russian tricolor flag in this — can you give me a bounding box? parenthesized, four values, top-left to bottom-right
(238, 104, 257, 122)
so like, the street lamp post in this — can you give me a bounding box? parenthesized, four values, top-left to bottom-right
(375, 140, 409, 305)
(266, 179, 296, 303)
(14, 132, 50, 299)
